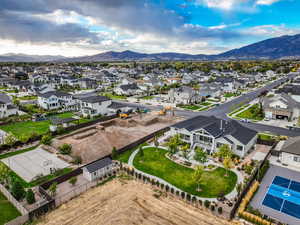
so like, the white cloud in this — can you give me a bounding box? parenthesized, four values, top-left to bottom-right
(196, 0, 242, 10)
(256, 0, 280, 5)
(242, 24, 300, 37)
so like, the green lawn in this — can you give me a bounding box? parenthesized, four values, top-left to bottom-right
(179, 105, 201, 111)
(133, 147, 237, 198)
(115, 143, 147, 163)
(228, 104, 250, 116)
(258, 133, 275, 141)
(139, 96, 154, 100)
(103, 93, 127, 100)
(0, 191, 21, 225)
(224, 93, 238, 98)
(199, 102, 211, 106)
(0, 112, 84, 139)
(16, 96, 37, 101)
(236, 104, 264, 121)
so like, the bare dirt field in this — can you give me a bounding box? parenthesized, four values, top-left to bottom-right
(53, 114, 181, 163)
(37, 177, 239, 225)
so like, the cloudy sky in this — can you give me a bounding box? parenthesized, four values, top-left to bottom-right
(0, 0, 299, 56)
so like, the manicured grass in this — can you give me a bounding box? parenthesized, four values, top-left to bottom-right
(133, 147, 237, 198)
(258, 133, 275, 141)
(236, 104, 264, 121)
(115, 143, 147, 163)
(198, 106, 210, 111)
(16, 96, 37, 101)
(228, 104, 250, 116)
(103, 93, 127, 100)
(199, 101, 211, 106)
(0, 191, 21, 225)
(0, 112, 84, 139)
(224, 93, 239, 98)
(0, 145, 39, 160)
(179, 105, 201, 111)
(139, 96, 154, 100)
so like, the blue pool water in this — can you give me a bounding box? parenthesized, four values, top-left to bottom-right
(262, 176, 300, 219)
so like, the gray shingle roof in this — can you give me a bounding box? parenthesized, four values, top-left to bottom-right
(80, 95, 110, 103)
(85, 157, 112, 173)
(38, 91, 71, 98)
(280, 136, 300, 155)
(0, 93, 11, 104)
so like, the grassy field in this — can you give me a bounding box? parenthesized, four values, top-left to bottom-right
(133, 147, 237, 198)
(16, 96, 37, 101)
(0, 191, 21, 225)
(236, 104, 264, 121)
(199, 102, 211, 106)
(0, 112, 77, 139)
(115, 143, 147, 163)
(258, 133, 275, 141)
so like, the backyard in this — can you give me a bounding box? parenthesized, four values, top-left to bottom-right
(0, 112, 92, 140)
(0, 191, 21, 225)
(133, 147, 237, 198)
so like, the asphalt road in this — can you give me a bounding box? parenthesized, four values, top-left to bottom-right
(119, 73, 300, 136)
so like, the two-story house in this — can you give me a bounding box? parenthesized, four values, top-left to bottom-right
(0, 93, 18, 119)
(37, 91, 77, 111)
(78, 95, 112, 117)
(170, 115, 257, 157)
(168, 86, 200, 105)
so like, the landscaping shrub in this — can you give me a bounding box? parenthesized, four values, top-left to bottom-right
(181, 192, 185, 199)
(41, 134, 52, 145)
(69, 177, 77, 186)
(258, 160, 270, 182)
(198, 199, 202, 206)
(26, 189, 36, 204)
(11, 180, 26, 201)
(204, 200, 210, 208)
(72, 155, 82, 165)
(59, 143, 72, 155)
(210, 205, 215, 211)
(218, 207, 223, 214)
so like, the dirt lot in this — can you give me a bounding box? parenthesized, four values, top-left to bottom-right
(37, 177, 239, 225)
(53, 114, 180, 163)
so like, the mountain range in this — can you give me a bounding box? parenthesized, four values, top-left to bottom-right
(1, 34, 300, 62)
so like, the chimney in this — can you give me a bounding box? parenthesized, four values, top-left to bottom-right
(220, 120, 223, 131)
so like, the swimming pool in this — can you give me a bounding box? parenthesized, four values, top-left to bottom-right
(262, 176, 300, 219)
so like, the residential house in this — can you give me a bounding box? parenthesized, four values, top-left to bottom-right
(114, 83, 143, 96)
(275, 137, 300, 168)
(78, 95, 112, 117)
(77, 78, 97, 89)
(263, 93, 300, 120)
(199, 83, 222, 98)
(168, 86, 200, 105)
(37, 91, 77, 111)
(0, 93, 18, 118)
(82, 157, 114, 181)
(170, 115, 257, 157)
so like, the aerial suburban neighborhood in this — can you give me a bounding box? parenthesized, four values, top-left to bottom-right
(2, 1, 300, 225)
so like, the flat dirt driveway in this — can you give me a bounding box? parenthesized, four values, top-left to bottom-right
(37, 177, 240, 225)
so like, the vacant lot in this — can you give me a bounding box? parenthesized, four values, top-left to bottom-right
(0, 191, 21, 225)
(37, 178, 237, 225)
(133, 147, 237, 198)
(53, 115, 180, 163)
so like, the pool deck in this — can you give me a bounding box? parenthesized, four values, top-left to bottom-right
(250, 164, 300, 225)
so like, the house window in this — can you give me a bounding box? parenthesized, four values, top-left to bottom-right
(216, 142, 223, 148)
(237, 145, 243, 151)
(293, 156, 300, 162)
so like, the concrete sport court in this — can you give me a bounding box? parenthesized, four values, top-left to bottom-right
(1, 147, 69, 182)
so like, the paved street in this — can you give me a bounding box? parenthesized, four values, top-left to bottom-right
(120, 73, 300, 137)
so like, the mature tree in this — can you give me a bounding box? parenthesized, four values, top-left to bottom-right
(154, 136, 159, 151)
(194, 147, 208, 164)
(49, 182, 58, 197)
(223, 156, 234, 177)
(217, 144, 232, 160)
(26, 188, 36, 204)
(166, 134, 181, 155)
(193, 165, 204, 191)
(11, 181, 26, 201)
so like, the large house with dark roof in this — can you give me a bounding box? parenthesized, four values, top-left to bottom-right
(37, 91, 77, 110)
(170, 115, 257, 157)
(77, 95, 112, 117)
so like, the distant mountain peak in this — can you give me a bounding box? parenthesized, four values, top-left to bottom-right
(1, 33, 300, 62)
